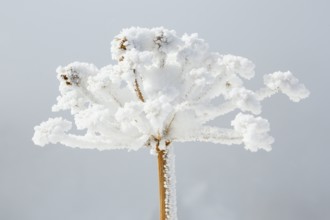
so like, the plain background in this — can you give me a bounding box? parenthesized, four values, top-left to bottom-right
(0, 0, 329, 219)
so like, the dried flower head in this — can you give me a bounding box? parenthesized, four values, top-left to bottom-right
(33, 27, 309, 153)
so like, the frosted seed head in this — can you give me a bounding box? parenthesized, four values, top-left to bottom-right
(264, 71, 310, 102)
(34, 27, 308, 153)
(231, 113, 274, 152)
(32, 117, 72, 146)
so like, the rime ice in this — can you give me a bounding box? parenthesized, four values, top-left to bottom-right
(33, 27, 309, 152)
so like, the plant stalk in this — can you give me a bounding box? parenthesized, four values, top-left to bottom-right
(157, 146, 177, 220)
(157, 149, 166, 220)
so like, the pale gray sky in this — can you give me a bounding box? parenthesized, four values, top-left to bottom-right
(0, 0, 329, 219)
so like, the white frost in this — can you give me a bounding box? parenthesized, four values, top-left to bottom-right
(163, 147, 177, 220)
(263, 71, 310, 102)
(231, 113, 274, 152)
(222, 54, 255, 80)
(33, 27, 309, 153)
(32, 117, 72, 146)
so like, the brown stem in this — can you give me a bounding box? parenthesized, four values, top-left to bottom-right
(134, 78, 145, 102)
(157, 149, 166, 220)
(133, 69, 145, 102)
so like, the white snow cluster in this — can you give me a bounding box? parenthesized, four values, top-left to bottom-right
(33, 27, 309, 153)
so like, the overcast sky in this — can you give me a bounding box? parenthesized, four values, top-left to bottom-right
(0, 0, 329, 219)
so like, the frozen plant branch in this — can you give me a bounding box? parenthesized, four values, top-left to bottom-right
(33, 27, 309, 152)
(33, 27, 309, 220)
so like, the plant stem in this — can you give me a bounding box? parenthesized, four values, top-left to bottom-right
(157, 146, 177, 220)
(157, 149, 166, 220)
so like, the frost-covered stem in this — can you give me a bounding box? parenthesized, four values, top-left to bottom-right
(255, 87, 278, 101)
(157, 149, 166, 220)
(157, 146, 177, 220)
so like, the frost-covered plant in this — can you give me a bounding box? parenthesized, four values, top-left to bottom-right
(33, 27, 309, 220)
